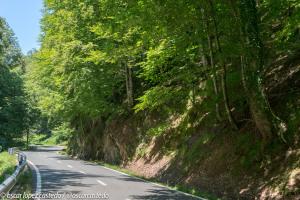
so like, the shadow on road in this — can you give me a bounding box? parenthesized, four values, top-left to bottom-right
(26, 146, 203, 200)
(129, 187, 202, 200)
(31, 164, 115, 195)
(29, 145, 65, 152)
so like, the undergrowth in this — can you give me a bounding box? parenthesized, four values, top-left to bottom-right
(0, 152, 16, 182)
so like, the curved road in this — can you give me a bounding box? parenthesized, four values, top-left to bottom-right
(25, 146, 205, 200)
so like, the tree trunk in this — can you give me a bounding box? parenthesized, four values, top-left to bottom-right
(124, 62, 133, 108)
(241, 56, 272, 145)
(239, 0, 287, 144)
(221, 65, 238, 130)
(26, 129, 29, 150)
(201, 8, 222, 121)
(128, 65, 133, 107)
(206, 0, 238, 129)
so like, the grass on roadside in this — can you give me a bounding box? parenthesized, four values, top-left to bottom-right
(29, 133, 67, 146)
(0, 152, 17, 183)
(11, 165, 33, 200)
(29, 123, 71, 147)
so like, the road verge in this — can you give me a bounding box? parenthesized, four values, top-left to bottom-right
(0, 151, 27, 194)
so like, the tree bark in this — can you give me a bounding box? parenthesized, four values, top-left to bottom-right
(207, 0, 239, 129)
(128, 65, 133, 107)
(221, 65, 239, 130)
(26, 129, 29, 150)
(201, 8, 222, 121)
(124, 62, 133, 108)
(239, 0, 287, 144)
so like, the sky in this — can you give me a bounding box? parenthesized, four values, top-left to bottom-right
(0, 0, 43, 54)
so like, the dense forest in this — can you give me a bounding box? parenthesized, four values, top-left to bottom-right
(0, 17, 30, 147)
(1, 0, 300, 199)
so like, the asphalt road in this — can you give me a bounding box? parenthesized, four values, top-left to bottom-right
(24, 146, 205, 200)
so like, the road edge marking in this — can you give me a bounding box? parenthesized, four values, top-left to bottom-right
(100, 166, 206, 200)
(27, 160, 42, 198)
(58, 151, 205, 199)
(96, 180, 107, 186)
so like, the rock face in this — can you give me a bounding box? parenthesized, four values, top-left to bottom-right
(67, 112, 300, 200)
(68, 114, 155, 163)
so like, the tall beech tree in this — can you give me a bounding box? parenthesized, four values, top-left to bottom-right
(25, 0, 299, 151)
(239, 0, 287, 145)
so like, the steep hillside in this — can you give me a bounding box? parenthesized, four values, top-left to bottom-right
(67, 51, 300, 199)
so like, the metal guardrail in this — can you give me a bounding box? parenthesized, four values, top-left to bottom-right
(0, 149, 27, 194)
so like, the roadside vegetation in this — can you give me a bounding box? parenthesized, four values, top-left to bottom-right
(0, 152, 16, 182)
(0, 0, 299, 199)
(10, 166, 33, 199)
(0, 17, 31, 150)
(29, 123, 71, 146)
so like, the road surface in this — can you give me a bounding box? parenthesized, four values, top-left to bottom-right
(25, 146, 205, 200)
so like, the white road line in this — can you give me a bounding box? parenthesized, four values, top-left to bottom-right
(56, 160, 62, 164)
(102, 166, 130, 176)
(100, 166, 205, 199)
(79, 170, 86, 174)
(67, 165, 73, 168)
(27, 160, 42, 199)
(125, 199, 131, 200)
(97, 180, 107, 186)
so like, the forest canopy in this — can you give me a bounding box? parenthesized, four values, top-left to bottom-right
(0, 17, 28, 147)
(24, 0, 299, 147)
